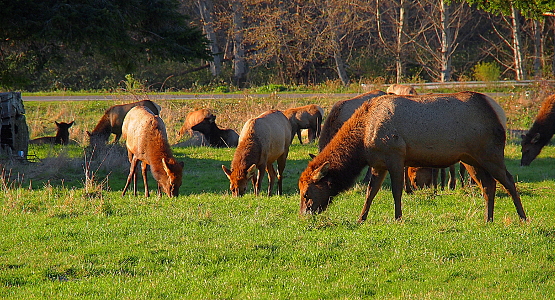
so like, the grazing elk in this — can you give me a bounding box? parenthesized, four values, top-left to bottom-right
(299, 92, 526, 223)
(121, 106, 184, 197)
(29, 121, 74, 145)
(178, 108, 215, 138)
(385, 85, 458, 192)
(283, 104, 324, 144)
(521, 94, 555, 166)
(222, 110, 292, 196)
(87, 100, 160, 148)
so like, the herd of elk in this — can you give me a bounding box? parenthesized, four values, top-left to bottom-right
(32, 86, 548, 224)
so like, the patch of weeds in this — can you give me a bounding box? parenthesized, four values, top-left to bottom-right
(82, 148, 112, 199)
(1, 275, 27, 287)
(305, 214, 338, 230)
(44, 266, 79, 282)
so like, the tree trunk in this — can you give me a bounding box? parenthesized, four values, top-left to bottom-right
(198, 0, 221, 77)
(232, 0, 247, 87)
(331, 23, 349, 86)
(533, 19, 542, 78)
(440, 0, 452, 82)
(395, 0, 409, 83)
(511, 5, 526, 80)
(333, 49, 350, 86)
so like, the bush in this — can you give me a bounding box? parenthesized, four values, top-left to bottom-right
(472, 62, 501, 82)
(255, 84, 288, 93)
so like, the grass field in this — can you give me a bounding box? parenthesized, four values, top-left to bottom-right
(2, 93, 555, 299)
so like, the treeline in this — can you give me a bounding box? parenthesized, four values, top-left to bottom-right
(1, 0, 554, 92)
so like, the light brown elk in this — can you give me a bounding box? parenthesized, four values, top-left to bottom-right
(222, 110, 292, 196)
(386, 84, 418, 95)
(121, 106, 183, 197)
(299, 92, 526, 223)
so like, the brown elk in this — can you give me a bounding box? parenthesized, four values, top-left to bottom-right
(29, 121, 74, 145)
(319, 90, 386, 151)
(384, 85, 458, 191)
(222, 110, 292, 196)
(283, 104, 324, 144)
(190, 118, 239, 147)
(521, 94, 555, 166)
(406, 166, 456, 191)
(121, 106, 184, 197)
(178, 108, 215, 138)
(299, 92, 526, 223)
(87, 100, 160, 148)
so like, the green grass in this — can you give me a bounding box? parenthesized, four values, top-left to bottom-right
(2, 140, 555, 299)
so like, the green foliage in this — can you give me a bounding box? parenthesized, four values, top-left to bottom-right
(473, 62, 501, 81)
(122, 74, 145, 93)
(255, 84, 289, 93)
(0, 0, 211, 90)
(456, 0, 555, 19)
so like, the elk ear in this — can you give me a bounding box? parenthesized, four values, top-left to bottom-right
(68, 121, 74, 127)
(162, 158, 171, 175)
(309, 153, 316, 159)
(222, 165, 232, 178)
(312, 162, 330, 182)
(531, 133, 541, 144)
(246, 164, 257, 179)
(55, 121, 60, 126)
(86, 130, 91, 137)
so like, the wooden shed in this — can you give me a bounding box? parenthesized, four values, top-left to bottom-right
(0, 92, 29, 159)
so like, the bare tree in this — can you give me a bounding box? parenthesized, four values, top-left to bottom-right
(409, 0, 469, 81)
(511, 5, 526, 80)
(376, 0, 413, 82)
(439, 0, 453, 82)
(232, 0, 247, 86)
(198, 0, 222, 76)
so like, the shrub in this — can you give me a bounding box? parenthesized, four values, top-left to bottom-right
(472, 62, 501, 82)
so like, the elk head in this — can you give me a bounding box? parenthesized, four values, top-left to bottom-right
(521, 132, 542, 166)
(299, 161, 332, 215)
(222, 164, 257, 196)
(160, 158, 184, 197)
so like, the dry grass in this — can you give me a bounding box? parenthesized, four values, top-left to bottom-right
(24, 89, 553, 147)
